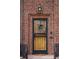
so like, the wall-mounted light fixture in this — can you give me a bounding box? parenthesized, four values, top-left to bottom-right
(37, 4, 43, 14)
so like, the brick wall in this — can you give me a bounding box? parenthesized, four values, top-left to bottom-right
(20, 0, 59, 55)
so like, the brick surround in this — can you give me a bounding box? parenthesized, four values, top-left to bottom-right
(20, 0, 59, 55)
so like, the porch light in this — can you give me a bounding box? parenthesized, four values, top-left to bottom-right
(37, 4, 43, 13)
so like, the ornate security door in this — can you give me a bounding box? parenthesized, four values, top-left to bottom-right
(32, 18, 48, 54)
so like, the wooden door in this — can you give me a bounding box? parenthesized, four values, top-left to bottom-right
(32, 18, 48, 54)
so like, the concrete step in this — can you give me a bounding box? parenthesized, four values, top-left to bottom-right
(20, 57, 26, 59)
(28, 55, 54, 59)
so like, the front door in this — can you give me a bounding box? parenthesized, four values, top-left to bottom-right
(32, 18, 48, 54)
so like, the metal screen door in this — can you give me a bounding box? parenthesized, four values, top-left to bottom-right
(32, 18, 48, 54)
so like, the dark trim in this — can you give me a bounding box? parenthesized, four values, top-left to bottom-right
(32, 18, 48, 54)
(46, 18, 48, 51)
(32, 18, 34, 51)
(32, 50, 48, 54)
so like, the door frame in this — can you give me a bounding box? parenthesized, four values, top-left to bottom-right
(32, 18, 48, 54)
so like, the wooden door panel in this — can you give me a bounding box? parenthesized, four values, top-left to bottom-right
(34, 37, 46, 50)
